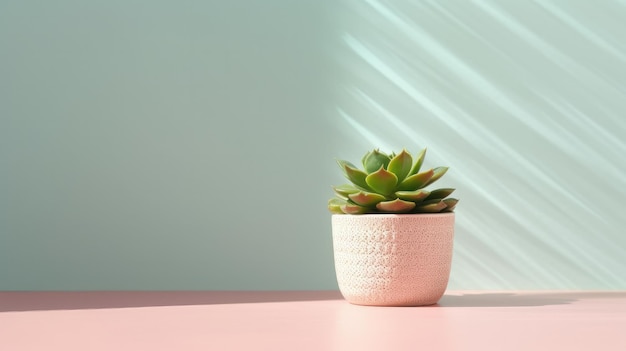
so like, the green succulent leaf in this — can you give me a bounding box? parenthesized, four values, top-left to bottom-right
(328, 198, 346, 214)
(336, 159, 357, 174)
(387, 149, 413, 183)
(362, 149, 391, 173)
(365, 166, 398, 195)
(348, 191, 387, 207)
(408, 148, 426, 176)
(416, 198, 446, 205)
(341, 202, 368, 214)
(398, 168, 434, 191)
(414, 199, 447, 213)
(330, 147, 458, 214)
(337, 160, 371, 190)
(425, 188, 455, 201)
(333, 184, 361, 198)
(345, 166, 371, 190)
(442, 198, 459, 212)
(376, 198, 416, 213)
(395, 189, 430, 202)
(361, 150, 372, 169)
(423, 167, 449, 187)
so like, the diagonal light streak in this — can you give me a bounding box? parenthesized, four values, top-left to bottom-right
(471, 0, 626, 95)
(337, 108, 391, 150)
(534, 93, 626, 155)
(533, 0, 626, 62)
(562, 103, 626, 156)
(425, 0, 527, 70)
(342, 33, 451, 122)
(453, 237, 519, 289)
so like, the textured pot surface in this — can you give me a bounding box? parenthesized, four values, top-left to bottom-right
(332, 213, 454, 306)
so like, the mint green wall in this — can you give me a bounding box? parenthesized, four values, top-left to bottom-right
(2, 1, 625, 290)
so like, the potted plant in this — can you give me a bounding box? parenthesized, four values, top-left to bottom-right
(328, 148, 458, 306)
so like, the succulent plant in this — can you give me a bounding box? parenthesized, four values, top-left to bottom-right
(328, 148, 459, 214)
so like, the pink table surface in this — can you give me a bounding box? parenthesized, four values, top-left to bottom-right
(1, 290, 625, 351)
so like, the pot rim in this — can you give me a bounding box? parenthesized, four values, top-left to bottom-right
(331, 212, 454, 219)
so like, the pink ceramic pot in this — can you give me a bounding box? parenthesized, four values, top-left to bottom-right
(331, 213, 455, 306)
